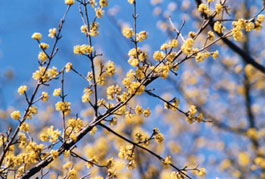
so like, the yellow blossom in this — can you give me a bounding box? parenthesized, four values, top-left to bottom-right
(65, 0, 75, 5)
(50, 150, 59, 159)
(90, 126, 97, 135)
(181, 38, 194, 55)
(106, 61, 116, 76)
(162, 155, 172, 167)
(246, 128, 259, 140)
(74, 44, 94, 55)
(38, 51, 48, 62)
(128, 58, 139, 67)
(143, 108, 151, 117)
(137, 31, 148, 42)
(212, 50, 219, 59)
(20, 122, 29, 132)
(196, 168, 206, 176)
(198, 3, 210, 15)
(128, 0, 135, 4)
(195, 52, 205, 63)
(69, 168, 78, 177)
(95, 8, 104, 18)
(11, 111, 21, 120)
(41, 92, 49, 102)
(160, 43, 170, 50)
(154, 133, 164, 143)
(39, 43, 49, 50)
(100, 0, 108, 7)
(122, 27, 133, 38)
(55, 101, 71, 115)
(32, 32, 42, 41)
(65, 62, 72, 72)
(82, 88, 93, 103)
(135, 105, 143, 115)
(207, 31, 215, 40)
(257, 14, 265, 23)
(238, 152, 250, 166)
(18, 85, 28, 95)
(40, 132, 49, 141)
(169, 39, 178, 48)
(189, 105, 197, 116)
(214, 21, 225, 33)
(63, 161, 72, 170)
(215, 3, 222, 14)
(48, 28, 57, 38)
(47, 66, 59, 78)
(153, 51, 165, 61)
(53, 88, 61, 97)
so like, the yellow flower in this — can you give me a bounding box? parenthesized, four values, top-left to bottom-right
(38, 51, 48, 62)
(128, 0, 135, 4)
(82, 88, 93, 103)
(246, 128, 259, 140)
(238, 152, 250, 166)
(135, 105, 143, 115)
(154, 133, 164, 143)
(95, 8, 104, 18)
(74, 44, 94, 55)
(153, 51, 165, 61)
(68, 168, 78, 177)
(160, 43, 170, 50)
(63, 161, 72, 170)
(56, 101, 71, 115)
(11, 111, 21, 120)
(189, 105, 197, 116)
(257, 14, 265, 23)
(20, 122, 29, 132)
(105, 61, 116, 76)
(245, 22, 255, 31)
(40, 133, 49, 142)
(143, 108, 151, 117)
(195, 52, 205, 63)
(47, 66, 59, 78)
(65, 62, 72, 72)
(162, 155, 172, 167)
(128, 48, 138, 57)
(137, 31, 148, 42)
(128, 58, 139, 67)
(212, 50, 219, 59)
(128, 160, 136, 169)
(32, 32, 42, 41)
(39, 43, 49, 50)
(90, 126, 97, 135)
(198, 3, 210, 15)
(99, 0, 108, 7)
(196, 168, 206, 176)
(181, 38, 194, 55)
(18, 85, 28, 95)
(107, 85, 121, 100)
(48, 28, 57, 38)
(169, 39, 178, 48)
(42, 92, 49, 102)
(65, 0, 75, 5)
(50, 150, 59, 159)
(215, 3, 222, 14)
(207, 31, 215, 40)
(53, 88, 61, 97)
(214, 21, 225, 33)
(122, 27, 133, 38)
